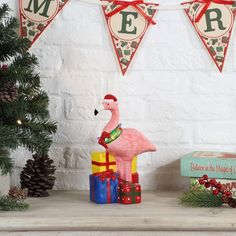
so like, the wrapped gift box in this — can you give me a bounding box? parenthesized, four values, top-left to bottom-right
(89, 170, 118, 204)
(91, 152, 137, 174)
(118, 181, 141, 204)
(132, 157, 137, 173)
(132, 172, 139, 183)
(91, 152, 116, 173)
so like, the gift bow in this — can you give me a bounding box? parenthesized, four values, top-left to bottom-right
(94, 169, 117, 182)
(98, 131, 110, 149)
(195, 0, 235, 22)
(106, 0, 156, 25)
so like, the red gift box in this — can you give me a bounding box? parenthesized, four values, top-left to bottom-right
(118, 181, 141, 204)
(132, 172, 139, 184)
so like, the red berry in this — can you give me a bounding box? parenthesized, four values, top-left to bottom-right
(199, 179, 205, 185)
(224, 191, 232, 197)
(216, 183, 222, 190)
(204, 182, 211, 188)
(209, 179, 217, 186)
(212, 189, 219, 195)
(1, 64, 8, 70)
(202, 175, 208, 180)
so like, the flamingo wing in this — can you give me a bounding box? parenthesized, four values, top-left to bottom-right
(107, 128, 156, 159)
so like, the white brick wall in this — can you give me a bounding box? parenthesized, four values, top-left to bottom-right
(3, 0, 236, 190)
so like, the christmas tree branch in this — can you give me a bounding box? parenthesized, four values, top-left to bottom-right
(0, 148, 13, 175)
(0, 3, 57, 174)
(0, 126, 19, 149)
(0, 4, 9, 20)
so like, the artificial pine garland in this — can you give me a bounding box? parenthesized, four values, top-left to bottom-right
(0, 196, 29, 211)
(180, 175, 236, 208)
(179, 190, 223, 207)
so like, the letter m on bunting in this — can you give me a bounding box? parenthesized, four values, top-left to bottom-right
(19, 0, 69, 46)
(182, 0, 236, 72)
(101, 0, 158, 75)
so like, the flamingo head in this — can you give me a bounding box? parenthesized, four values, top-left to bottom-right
(94, 94, 118, 116)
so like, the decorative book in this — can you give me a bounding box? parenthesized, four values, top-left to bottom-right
(181, 151, 236, 179)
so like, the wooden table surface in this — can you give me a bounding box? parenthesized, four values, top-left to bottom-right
(1, 191, 236, 235)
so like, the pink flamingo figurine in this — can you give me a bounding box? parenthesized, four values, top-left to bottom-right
(94, 94, 157, 182)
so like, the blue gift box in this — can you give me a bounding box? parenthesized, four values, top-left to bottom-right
(89, 171, 118, 204)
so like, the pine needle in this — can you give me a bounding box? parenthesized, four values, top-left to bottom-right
(0, 148, 13, 175)
(179, 190, 224, 207)
(0, 196, 29, 211)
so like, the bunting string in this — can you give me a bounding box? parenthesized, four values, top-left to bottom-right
(79, 0, 189, 9)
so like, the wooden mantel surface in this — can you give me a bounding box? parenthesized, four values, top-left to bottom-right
(0, 190, 236, 233)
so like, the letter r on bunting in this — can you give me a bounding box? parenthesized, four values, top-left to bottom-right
(182, 0, 236, 72)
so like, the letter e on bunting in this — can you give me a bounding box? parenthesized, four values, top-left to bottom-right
(19, 0, 69, 46)
(101, 0, 158, 75)
(182, 0, 236, 72)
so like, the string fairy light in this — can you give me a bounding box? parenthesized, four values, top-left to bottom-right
(16, 119, 22, 125)
(78, 0, 190, 9)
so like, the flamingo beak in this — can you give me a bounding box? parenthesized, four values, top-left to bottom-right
(94, 109, 99, 116)
(94, 104, 104, 116)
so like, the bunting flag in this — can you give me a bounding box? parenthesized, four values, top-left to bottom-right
(182, 1, 236, 72)
(101, 0, 158, 75)
(19, 0, 69, 46)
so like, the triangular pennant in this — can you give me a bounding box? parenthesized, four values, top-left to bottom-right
(101, 0, 158, 75)
(19, 0, 69, 46)
(182, 1, 236, 72)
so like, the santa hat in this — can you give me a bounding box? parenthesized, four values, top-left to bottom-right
(103, 94, 118, 102)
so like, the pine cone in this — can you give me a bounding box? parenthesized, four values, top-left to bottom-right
(0, 81, 18, 103)
(8, 186, 28, 201)
(20, 154, 56, 197)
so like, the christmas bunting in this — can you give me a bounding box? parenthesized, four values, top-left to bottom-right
(19, 0, 69, 46)
(182, 0, 236, 72)
(101, 0, 158, 75)
(17, 0, 236, 75)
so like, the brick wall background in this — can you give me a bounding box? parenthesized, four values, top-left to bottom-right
(2, 0, 236, 190)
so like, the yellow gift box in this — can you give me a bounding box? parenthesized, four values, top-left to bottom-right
(91, 152, 137, 174)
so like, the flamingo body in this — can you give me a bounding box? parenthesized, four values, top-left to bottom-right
(108, 128, 156, 159)
(95, 94, 157, 181)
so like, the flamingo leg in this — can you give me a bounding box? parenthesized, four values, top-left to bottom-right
(124, 160, 132, 182)
(115, 156, 124, 180)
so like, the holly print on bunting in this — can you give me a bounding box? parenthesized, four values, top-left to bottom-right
(182, 1, 236, 72)
(102, 0, 158, 75)
(19, 0, 69, 46)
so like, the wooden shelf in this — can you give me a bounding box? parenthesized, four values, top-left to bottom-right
(0, 190, 236, 235)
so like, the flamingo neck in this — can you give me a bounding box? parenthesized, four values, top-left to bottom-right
(103, 109, 119, 132)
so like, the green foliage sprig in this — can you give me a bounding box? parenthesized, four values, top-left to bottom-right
(0, 195, 29, 211)
(179, 190, 223, 208)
